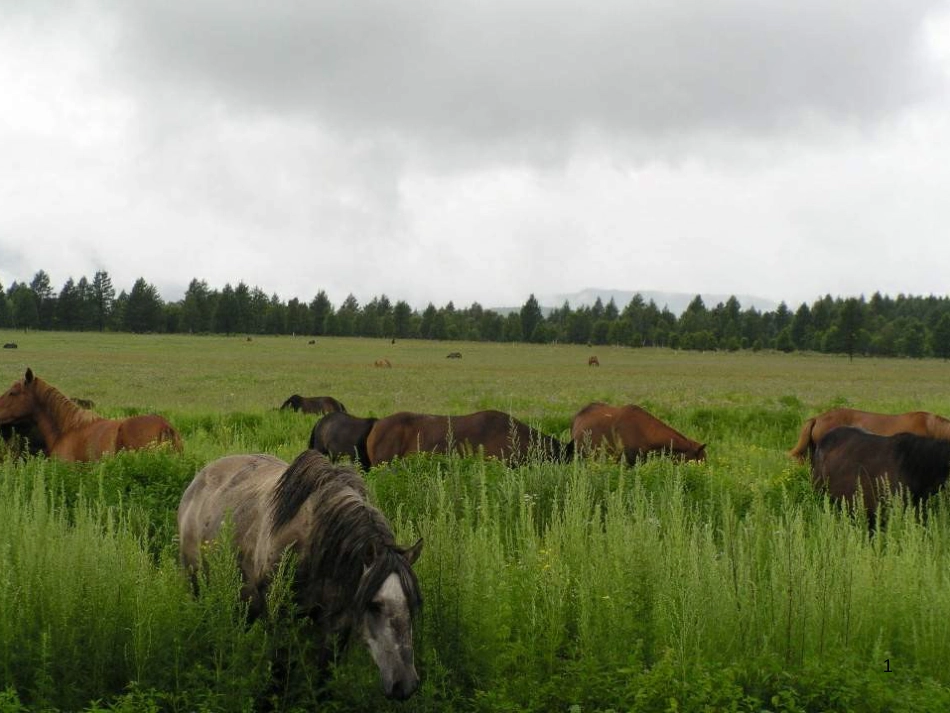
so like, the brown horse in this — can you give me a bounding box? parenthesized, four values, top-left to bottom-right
(280, 394, 348, 415)
(571, 402, 706, 463)
(588, 356, 600, 366)
(789, 408, 950, 462)
(178, 450, 423, 699)
(366, 410, 573, 466)
(375, 359, 392, 368)
(812, 426, 950, 526)
(0, 368, 182, 462)
(309, 412, 378, 470)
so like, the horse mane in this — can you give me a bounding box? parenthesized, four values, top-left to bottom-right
(270, 450, 422, 623)
(31, 376, 99, 430)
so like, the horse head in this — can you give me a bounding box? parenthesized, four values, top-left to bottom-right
(0, 368, 38, 424)
(355, 538, 424, 700)
(280, 394, 303, 411)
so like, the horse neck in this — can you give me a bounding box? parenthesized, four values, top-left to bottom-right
(30, 379, 95, 447)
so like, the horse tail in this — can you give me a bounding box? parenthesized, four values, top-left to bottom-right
(788, 417, 816, 462)
(161, 423, 184, 453)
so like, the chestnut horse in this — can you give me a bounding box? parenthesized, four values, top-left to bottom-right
(812, 426, 950, 526)
(571, 402, 706, 463)
(0, 368, 182, 462)
(789, 408, 950, 462)
(366, 410, 573, 466)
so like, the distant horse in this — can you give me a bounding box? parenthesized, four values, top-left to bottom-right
(811, 426, 950, 524)
(571, 402, 706, 463)
(280, 394, 348, 415)
(446, 352, 462, 359)
(309, 412, 378, 470)
(3, 343, 17, 349)
(178, 450, 424, 699)
(374, 359, 392, 368)
(789, 408, 950, 462)
(588, 356, 600, 367)
(0, 368, 182, 462)
(366, 410, 573, 466)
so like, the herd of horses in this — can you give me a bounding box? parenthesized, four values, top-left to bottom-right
(4, 366, 950, 699)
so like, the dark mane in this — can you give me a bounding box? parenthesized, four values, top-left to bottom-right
(269, 450, 421, 623)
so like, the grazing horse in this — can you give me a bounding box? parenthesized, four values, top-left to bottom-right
(0, 368, 182, 462)
(280, 394, 348, 415)
(789, 408, 950, 462)
(811, 426, 950, 525)
(446, 352, 462, 359)
(588, 356, 600, 366)
(309, 412, 378, 470)
(366, 409, 573, 466)
(178, 450, 424, 700)
(571, 402, 706, 463)
(374, 359, 392, 368)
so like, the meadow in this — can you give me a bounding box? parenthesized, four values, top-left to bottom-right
(1, 331, 950, 712)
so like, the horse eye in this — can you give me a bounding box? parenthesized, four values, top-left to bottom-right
(367, 601, 383, 614)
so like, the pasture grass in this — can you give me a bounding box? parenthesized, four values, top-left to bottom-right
(1, 333, 950, 710)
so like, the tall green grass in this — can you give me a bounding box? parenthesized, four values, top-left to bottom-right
(3, 442, 950, 711)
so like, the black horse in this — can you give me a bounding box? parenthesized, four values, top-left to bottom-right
(812, 426, 950, 526)
(309, 412, 378, 470)
(280, 394, 347, 415)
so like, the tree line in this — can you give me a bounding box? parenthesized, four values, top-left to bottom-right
(2, 270, 950, 359)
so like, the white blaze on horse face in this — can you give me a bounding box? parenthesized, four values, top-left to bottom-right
(360, 571, 419, 700)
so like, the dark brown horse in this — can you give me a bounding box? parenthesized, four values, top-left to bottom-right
(0, 420, 45, 459)
(309, 412, 378, 470)
(280, 394, 348, 415)
(588, 356, 600, 367)
(571, 402, 706, 463)
(811, 426, 950, 524)
(366, 410, 573, 466)
(0, 368, 182, 462)
(789, 408, 950, 462)
(178, 450, 424, 699)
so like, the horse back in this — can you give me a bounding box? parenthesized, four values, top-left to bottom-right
(178, 454, 288, 607)
(813, 408, 932, 443)
(116, 414, 182, 452)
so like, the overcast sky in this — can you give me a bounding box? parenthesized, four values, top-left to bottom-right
(2, 1, 950, 311)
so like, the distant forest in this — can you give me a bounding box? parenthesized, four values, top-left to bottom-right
(2, 270, 950, 360)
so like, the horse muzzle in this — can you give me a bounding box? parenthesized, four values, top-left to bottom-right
(382, 666, 419, 700)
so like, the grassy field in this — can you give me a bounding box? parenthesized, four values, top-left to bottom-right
(1, 332, 950, 711)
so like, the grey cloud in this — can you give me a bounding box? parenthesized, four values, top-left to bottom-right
(107, 0, 945, 160)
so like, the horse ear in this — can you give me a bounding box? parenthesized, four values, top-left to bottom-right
(24, 368, 34, 383)
(403, 538, 423, 565)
